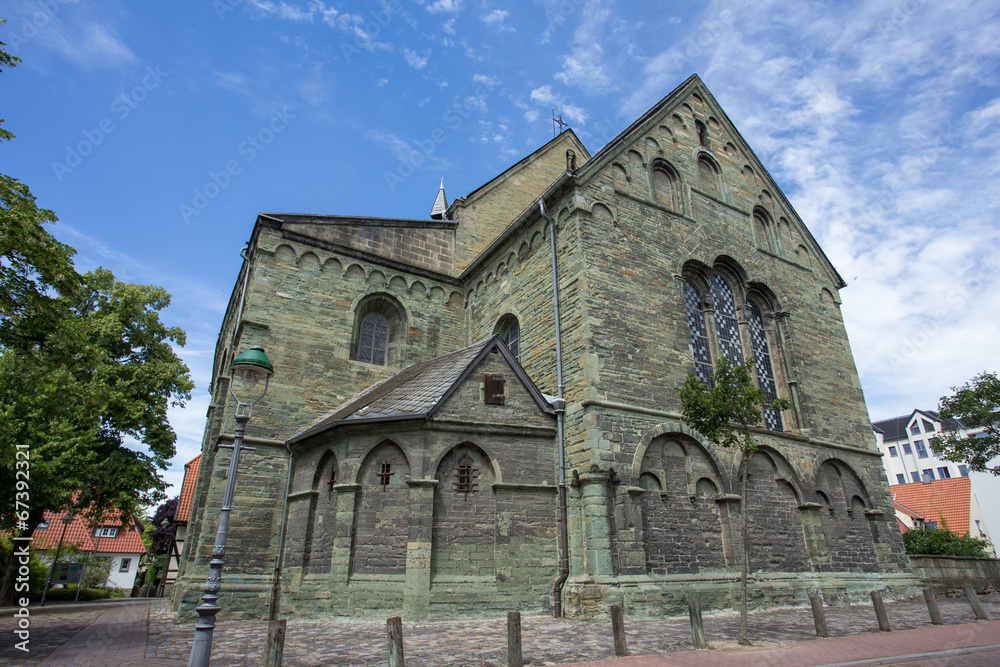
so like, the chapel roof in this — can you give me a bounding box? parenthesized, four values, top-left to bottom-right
(289, 335, 554, 443)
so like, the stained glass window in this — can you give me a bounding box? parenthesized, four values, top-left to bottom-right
(709, 273, 744, 366)
(747, 300, 782, 431)
(358, 313, 389, 365)
(683, 280, 714, 386)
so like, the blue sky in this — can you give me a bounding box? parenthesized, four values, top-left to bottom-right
(3, 0, 1000, 532)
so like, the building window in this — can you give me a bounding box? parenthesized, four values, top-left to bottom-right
(888, 446, 898, 457)
(902, 443, 912, 455)
(922, 469, 934, 481)
(753, 208, 778, 255)
(683, 280, 714, 386)
(937, 467, 950, 479)
(708, 273, 744, 365)
(36, 519, 50, 530)
(351, 294, 406, 367)
(119, 558, 131, 572)
(922, 418, 934, 432)
(747, 299, 781, 431)
(453, 453, 479, 500)
(911, 472, 920, 483)
(94, 526, 118, 538)
(484, 373, 505, 405)
(896, 473, 905, 484)
(959, 465, 969, 477)
(495, 315, 520, 361)
(698, 155, 720, 197)
(910, 423, 921, 435)
(377, 461, 394, 492)
(926, 521, 937, 530)
(357, 313, 389, 365)
(914, 440, 928, 458)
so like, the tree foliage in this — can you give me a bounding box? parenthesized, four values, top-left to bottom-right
(902, 527, 991, 558)
(677, 357, 790, 645)
(933, 371, 1000, 475)
(149, 496, 179, 555)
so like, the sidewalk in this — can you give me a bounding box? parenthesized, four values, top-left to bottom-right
(2, 593, 998, 666)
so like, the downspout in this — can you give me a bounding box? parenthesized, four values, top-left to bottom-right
(268, 442, 294, 621)
(540, 199, 569, 617)
(232, 246, 251, 357)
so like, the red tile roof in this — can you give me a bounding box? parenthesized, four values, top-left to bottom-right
(176, 454, 201, 525)
(890, 476, 972, 535)
(32, 507, 146, 555)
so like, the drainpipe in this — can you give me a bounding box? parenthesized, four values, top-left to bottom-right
(540, 199, 569, 617)
(268, 442, 294, 621)
(232, 246, 251, 357)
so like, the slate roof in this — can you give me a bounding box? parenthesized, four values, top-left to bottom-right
(33, 507, 146, 555)
(890, 476, 972, 535)
(176, 454, 201, 525)
(289, 335, 554, 443)
(873, 409, 964, 441)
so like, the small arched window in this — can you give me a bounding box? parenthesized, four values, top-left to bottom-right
(652, 162, 680, 211)
(747, 299, 782, 431)
(683, 280, 714, 386)
(698, 155, 720, 197)
(495, 315, 520, 361)
(358, 313, 389, 365)
(695, 120, 709, 147)
(754, 208, 777, 255)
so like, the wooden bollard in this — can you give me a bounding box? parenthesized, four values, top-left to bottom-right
(922, 588, 944, 625)
(507, 611, 523, 667)
(264, 618, 286, 667)
(610, 604, 628, 656)
(688, 599, 707, 649)
(809, 595, 829, 638)
(870, 591, 890, 632)
(963, 584, 991, 620)
(387, 616, 405, 667)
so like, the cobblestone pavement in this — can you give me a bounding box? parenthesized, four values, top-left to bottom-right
(147, 593, 999, 666)
(0, 608, 104, 667)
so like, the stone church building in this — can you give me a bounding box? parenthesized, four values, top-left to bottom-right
(172, 75, 920, 621)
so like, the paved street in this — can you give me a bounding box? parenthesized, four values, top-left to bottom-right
(1, 593, 997, 666)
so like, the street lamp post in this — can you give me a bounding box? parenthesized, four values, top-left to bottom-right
(40, 513, 74, 607)
(188, 346, 274, 667)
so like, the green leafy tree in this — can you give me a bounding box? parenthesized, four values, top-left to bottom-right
(677, 358, 790, 645)
(933, 372, 1000, 475)
(0, 26, 194, 604)
(902, 527, 991, 558)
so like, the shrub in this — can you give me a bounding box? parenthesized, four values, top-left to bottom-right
(903, 527, 992, 557)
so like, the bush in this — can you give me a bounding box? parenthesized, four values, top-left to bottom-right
(44, 587, 113, 602)
(903, 527, 992, 557)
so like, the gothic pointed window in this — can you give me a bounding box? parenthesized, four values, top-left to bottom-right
(708, 273, 744, 366)
(683, 280, 714, 386)
(357, 313, 389, 365)
(748, 299, 782, 431)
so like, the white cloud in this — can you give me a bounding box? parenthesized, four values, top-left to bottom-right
(442, 17, 457, 34)
(426, 0, 463, 14)
(404, 48, 429, 70)
(530, 85, 588, 125)
(481, 9, 514, 32)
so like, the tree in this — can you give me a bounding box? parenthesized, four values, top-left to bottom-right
(149, 496, 179, 555)
(902, 527, 991, 558)
(677, 358, 790, 645)
(0, 25, 194, 603)
(933, 371, 1000, 475)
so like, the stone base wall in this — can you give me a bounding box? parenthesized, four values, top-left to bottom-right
(910, 555, 1000, 594)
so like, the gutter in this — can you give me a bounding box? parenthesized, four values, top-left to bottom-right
(539, 198, 570, 617)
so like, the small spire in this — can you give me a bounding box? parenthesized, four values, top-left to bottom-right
(430, 178, 448, 219)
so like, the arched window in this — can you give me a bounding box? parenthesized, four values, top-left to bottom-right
(351, 293, 406, 366)
(652, 161, 680, 211)
(495, 315, 520, 361)
(747, 299, 782, 431)
(753, 208, 775, 254)
(357, 313, 389, 365)
(683, 280, 714, 386)
(708, 273, 744, 366)
(695, 120, 709, 147)
(698, 155, 720, 197)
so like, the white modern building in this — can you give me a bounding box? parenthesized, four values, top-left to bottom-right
(873, 409, 982, 485)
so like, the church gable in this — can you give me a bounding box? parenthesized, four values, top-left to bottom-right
(575, 75, 843, 289)
(451, 130, 589, 274)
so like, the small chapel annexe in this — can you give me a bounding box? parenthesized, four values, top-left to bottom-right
(171, 75, 918, 621)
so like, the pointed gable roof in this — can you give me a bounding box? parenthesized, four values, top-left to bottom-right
(430, 179, 448, 219)
(33, 507, 147, 555)
(288, 335, 554, 443)
(176, 454, 202, 525)
(574, 74, 846, 289)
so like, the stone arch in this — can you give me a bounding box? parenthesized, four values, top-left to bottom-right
(322, 257, 343, 274)
(345, 263, 366, 280)
(303, 450, 338, 575)
(366, 269, 387, 286)
(697, 153, 721, 197)
(639, 432, 728, 575)
(409, 280, 427, 297)
(352, 440, 411, 575)
(814, 458, 878, 572)
(650, 159, 681, 212)
(612, 162, 628, 186)
(753, 206, 777, 254)
(446, 290, 462, 307)
(645, 136, 660, 153)
(592, 202, 614, 224)
(431, 442, 497, 580)
(350, 292, 408, 366)
(298, 251, 321, 272)
(631, 421, 730, 492)
(388, 275, 408, 293)
(275, 244, 296, 263)
(740, 448, 811, 573)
